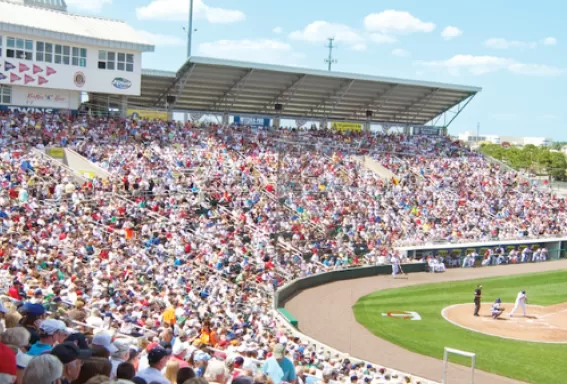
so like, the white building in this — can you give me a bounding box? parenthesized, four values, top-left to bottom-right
(0, 0, 154, 114)
(457, 131, 551, 147)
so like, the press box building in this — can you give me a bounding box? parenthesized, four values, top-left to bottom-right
(0, 0, 154, 114)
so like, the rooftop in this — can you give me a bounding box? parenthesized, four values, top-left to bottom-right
(0, 0, 154, 52)
(93, 56, 481, 126)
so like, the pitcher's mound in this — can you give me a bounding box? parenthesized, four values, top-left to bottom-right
(442, 302, 567, 343)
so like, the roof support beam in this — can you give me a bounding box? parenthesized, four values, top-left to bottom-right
(206, 69, 254, 112)
(152, 63, 196, 107)
(305, 80, 352, 117)
(443, 93, 476, 128)
(387, 88, 440, 123)
(169, 65, 198, 109)
(326, 80, 355, 117)
(259, 75, 307, 113)
(349, 85, 399, 120)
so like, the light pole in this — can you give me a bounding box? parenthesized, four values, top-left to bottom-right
(187, 0, 194, 58)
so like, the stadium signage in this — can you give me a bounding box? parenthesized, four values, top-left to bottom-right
(234, 116, 270, 128)
(112, 77, 132, 90)
(413, 126, 442, 136)
(382, 311, 422, 320)
(0, 105, 75, 115)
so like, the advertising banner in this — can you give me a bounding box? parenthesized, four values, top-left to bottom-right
(234, 116, 270, 128)
(413, 126, 443, 136)
(331, 121, 363, 132)
(127, 109, 168, 121)
(11, 86, 80, 109)
(0, 105, 75, 115)
(46, 148, 65, 159)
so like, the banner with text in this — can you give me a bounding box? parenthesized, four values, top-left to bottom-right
(127, 109, 168, 121)
(331, 121, 363, 132)
(413, 126, 443, 136)
(234, 116, 270, 128)
(11, 86, 80, 109)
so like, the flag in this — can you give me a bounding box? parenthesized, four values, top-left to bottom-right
(38, 76, 48, 85)
(33, 65, 43, 74)
(19, 63, 29, 72)
(0, 73, 6, 81)
(4, 61, 15, 71)
(24, 74, 34, 84)
(46, 66, 56, 76)
(10, 73, 21, 83)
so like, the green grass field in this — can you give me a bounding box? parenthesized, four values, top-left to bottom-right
(352, 270, 567, 384)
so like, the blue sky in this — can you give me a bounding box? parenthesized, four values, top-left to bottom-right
(67, 0, 566, 139)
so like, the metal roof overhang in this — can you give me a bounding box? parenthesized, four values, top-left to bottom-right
(90, 56, 481, 125)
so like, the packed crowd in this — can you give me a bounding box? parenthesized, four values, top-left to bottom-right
(0, 109, 564, 384)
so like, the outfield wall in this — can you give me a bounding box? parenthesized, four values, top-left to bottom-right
(275, 262, 426, 308)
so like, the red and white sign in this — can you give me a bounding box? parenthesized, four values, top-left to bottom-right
(24, 74, 34, 85)
(38, 76, 48, 86)
(10, 73, 21, 83)
(19, 63, 30, 73)
(11, 86, 79, 109)
(33, 65, 43, 74)
(46, 66, 56, 76)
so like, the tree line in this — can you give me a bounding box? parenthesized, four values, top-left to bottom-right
(478, 143, 567, 181)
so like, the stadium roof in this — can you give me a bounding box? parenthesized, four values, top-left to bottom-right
(95, 56, 482, 125)
(0, 0, 154, 52)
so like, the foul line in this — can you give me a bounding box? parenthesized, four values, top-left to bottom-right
(441, 304, 567, 345)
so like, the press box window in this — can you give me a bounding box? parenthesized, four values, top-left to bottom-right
(72, 47, 87, 67)
(36, 41, 54, 63)
(0, 36, 3, 57)
(6, 37, 33, 60)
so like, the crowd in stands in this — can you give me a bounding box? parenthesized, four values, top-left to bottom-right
(0, 109, 564, 384)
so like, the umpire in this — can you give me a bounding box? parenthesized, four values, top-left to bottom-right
(474, 284, 482, 316)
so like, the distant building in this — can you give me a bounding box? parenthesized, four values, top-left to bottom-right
(457, 132, 551, 148)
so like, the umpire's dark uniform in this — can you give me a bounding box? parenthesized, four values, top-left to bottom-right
(474, 285, 482, 316)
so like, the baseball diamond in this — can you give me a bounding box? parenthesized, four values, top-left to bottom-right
(286, 260, 567, 384)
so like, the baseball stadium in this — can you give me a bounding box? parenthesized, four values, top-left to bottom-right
(0, 1, 565, 384)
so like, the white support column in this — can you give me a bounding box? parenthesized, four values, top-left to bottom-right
(222, 112, 229, 125)
(120, 96, 128, 118)
(273, 116, 280, 129)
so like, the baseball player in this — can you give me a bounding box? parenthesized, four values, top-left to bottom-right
(509, 290, 528, 317)
(491, 298, 505, 319)
(391, 254, 401, 278)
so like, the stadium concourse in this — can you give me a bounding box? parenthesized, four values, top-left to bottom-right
(0, 109, 565, 384)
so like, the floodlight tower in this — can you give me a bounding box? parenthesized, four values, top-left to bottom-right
(325, 37, 337, 71)
(187, 0, 194, 58)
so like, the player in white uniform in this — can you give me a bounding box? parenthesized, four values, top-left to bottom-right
(391, 255, 401, 278)
(509, 290, 528, 317)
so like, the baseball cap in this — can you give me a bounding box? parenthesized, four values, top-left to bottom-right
(51, 342, 92, 364)
(92, 332, 118, 353)
(65, 333, 90, 350)
(0, 342, 16, 376)
(21, 303, 45, 316)
(39, 319, 72, 336)
(147, 346, 171, 365)
(273, 344, 285, 359)
(172, 342, 188, 357)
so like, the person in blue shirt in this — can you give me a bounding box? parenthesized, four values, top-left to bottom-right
(27, 319, 70, 356)
(262, 344, 297, 384)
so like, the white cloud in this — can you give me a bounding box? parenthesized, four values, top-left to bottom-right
(418, 54, 564, 76)
(369, 33, 397, 44)
(542, 114, 558, 120)
(364, 10, 435, 34)
(392, 48, 410, 57)
(136, 0, 245, 23)
(543, 37, 557, 46)
(273, 27, 283, 34)
(289, 21, 365, 46)
(485, 38, 537, 49)
(66, 0, 111, 12)
(197, 39, 303, 65)
(441, 26, 462, 40)
(352, 43, 367, 51)
(135, 30, 185, 46)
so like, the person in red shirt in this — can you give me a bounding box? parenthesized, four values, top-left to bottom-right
(8, 280, 23, 301)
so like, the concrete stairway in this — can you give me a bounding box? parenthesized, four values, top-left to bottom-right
(353, 155, 396, 181)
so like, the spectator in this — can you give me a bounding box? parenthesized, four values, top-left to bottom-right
(0, 342, 17, 384)
(27, 319, 70, 356)
(176, 367, 196, 384)
(170, 343, 190, 369)
(110, 340, 131, 379)
(116, 362, 136, 381)
(50, 342, 92, 384)
(22, 354, 63, 384)
(164, 359, 181, 384)
(262, 344, 296, 384)
(136, 347, 171, 384)
(0, 302, 9, 334)
(91, 332, 118, 354)
(72, 357, 112, 384)
(18, 303, 45, 346)
(0, 327, 31, 382)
